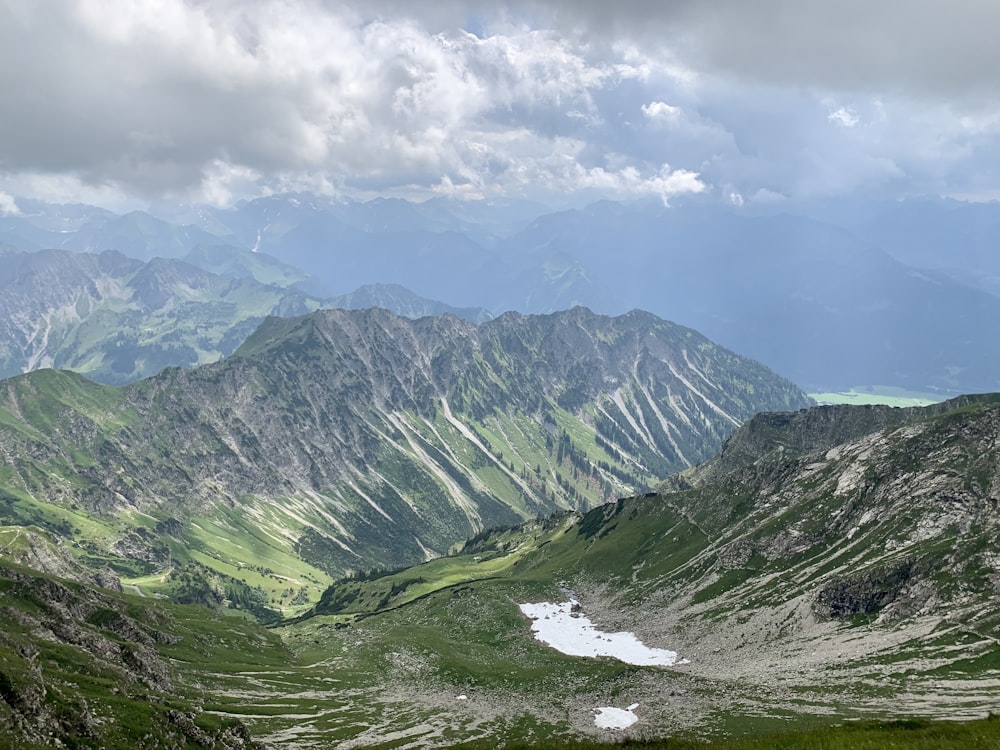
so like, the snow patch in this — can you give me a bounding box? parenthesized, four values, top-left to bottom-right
(594, 705, 638, 729)
(519, 601, 682, 666)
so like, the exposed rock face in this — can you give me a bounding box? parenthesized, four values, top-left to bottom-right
(0, 568, 173, 691)
(0, 525, 122, 591)
(814, 560, 917, 619)
(575, 396, 1000, 670)
(0, 564, 266, 749)
(0, 306, 810, 578)
(664, 394, 1000, 491)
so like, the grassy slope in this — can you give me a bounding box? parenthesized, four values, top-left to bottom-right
(268, 398, 1000, 745)
(1, 307, 812, 619)
(0, 373, 687, 616)
(50, 263, 325, 383)
(0, 561, 286, 749)
(2, 514, 998, 748)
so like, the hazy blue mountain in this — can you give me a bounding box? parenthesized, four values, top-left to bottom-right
(64, 210, 223, 260)
(202, 193, 548, 248)
(491, 201, 1000, 393)
(262, 214, 490, 300)
(847, 198, 1000, 296)
(183, 243, 327, 293)
(0, 248, 324, 383)
(328, 282, 493, 323)
(6, 193, 1000, 394)
(0, 200, 115, 251)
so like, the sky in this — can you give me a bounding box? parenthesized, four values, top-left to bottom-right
(1, 0, 999, 211)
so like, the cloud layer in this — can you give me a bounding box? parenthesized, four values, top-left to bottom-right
(0, 1, 998, 207)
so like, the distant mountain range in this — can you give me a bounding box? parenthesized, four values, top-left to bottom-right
(327, 282, 493, 324)
(3, 192, 999, 393)
(0, 246, 491, 384)
(0, 306, 809, 616)
(487, 202, 1000, 393)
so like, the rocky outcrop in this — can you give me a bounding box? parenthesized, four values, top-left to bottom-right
(664, 393, 1000, 491)
(636, 399, 1000, 645)
(0, 567, 173, 690)
(0, 564, 265, 749)
(814, 560, 917, 620)
(0, 525, 122, 592)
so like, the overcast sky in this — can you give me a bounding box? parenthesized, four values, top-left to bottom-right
(1, 0, 999, 211)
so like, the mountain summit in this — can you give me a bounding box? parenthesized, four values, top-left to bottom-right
(0, 306, 809, 613)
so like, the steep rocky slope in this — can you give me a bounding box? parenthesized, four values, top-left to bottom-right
(290, 395, 1000, 743)
(0, 307, 809, 613)
(663, 393, 1000, 489)
(4, 395, 999, 747)
(0, 561, 268, 750)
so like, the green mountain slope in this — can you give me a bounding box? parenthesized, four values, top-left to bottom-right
(3, 396, 1000, 747)
(183, 243, 319, 289)
(0, 307, 809, 616)
(285, 395, 1000, 743)
(0, 560, 272, 750)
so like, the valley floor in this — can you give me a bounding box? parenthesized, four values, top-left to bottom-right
(165, 582, 1000, 748)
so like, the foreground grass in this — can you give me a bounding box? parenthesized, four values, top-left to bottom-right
(452, 715, 1000, 749)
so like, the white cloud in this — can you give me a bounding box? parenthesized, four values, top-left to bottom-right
(518, 1, 1000, 101)
(0, 191, 20, 216)
(571, 163, 705, 204)
(0, 1, 688, 206)
(642, 101, 682, 124)
(196, 160, 262, 208)
(828, 107, 859, 128)
(0, 172, 140, 211)
(0, 1, 998, 208)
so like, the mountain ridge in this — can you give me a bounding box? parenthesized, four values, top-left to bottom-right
(0, 306, 810, 615)
(6, 193, 1000, 393)
(0, 247, 498, 385)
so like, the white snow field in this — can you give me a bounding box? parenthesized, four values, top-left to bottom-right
(518, 600, 682, 666)
(593, 704, 640, 729)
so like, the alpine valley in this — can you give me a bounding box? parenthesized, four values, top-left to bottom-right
(4, 393, 1000, 748)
